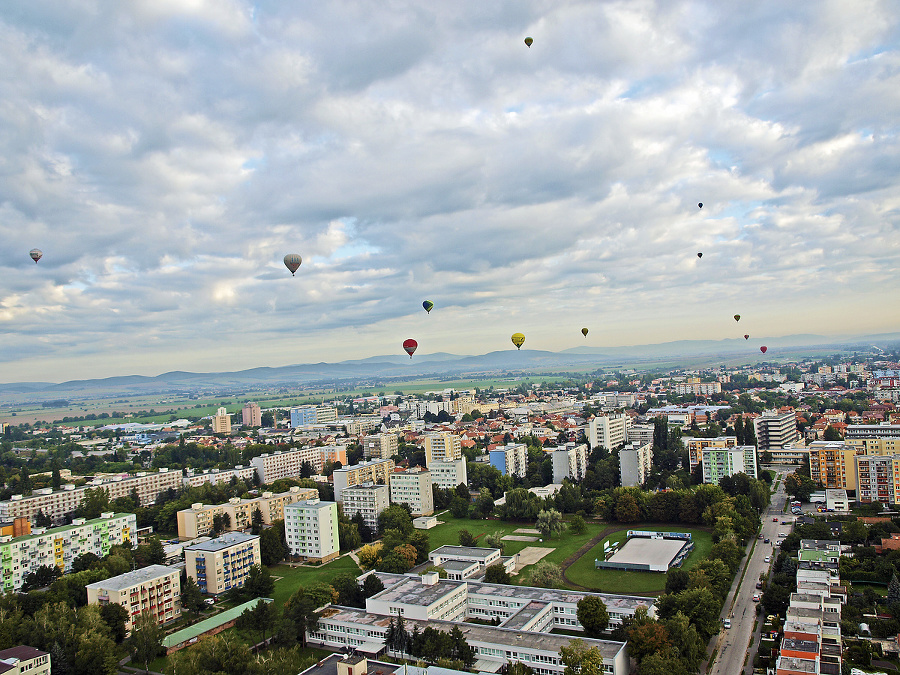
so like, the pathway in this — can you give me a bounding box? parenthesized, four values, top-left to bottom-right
(559, 524, 619, 591)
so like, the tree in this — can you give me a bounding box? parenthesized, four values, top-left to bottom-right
(135, 537, 166, 567)
(129, 610, 163, 673)
(614, 493, 641, 522)
(21, 564, 61, 592)
(358, 543, 383, 570)
(72, 552, 101, 573)
(99, 602, 130, 644)
(889, 573, 900, 608)
(483, 531, 505, 552)
(638, 653, 691, 675)
(626, 621, 672, 664)
(458, 529, 477, 547)
(378, 504, 413, 536)
(536, 509, 564, 539)
(529, 561, 563, 588)
(576, 596, 609, 637)
(181, 576, 206, 614)
(168, 634, 262, 675)
(449, 495, 470, 518)
(73, 487, 111, 520)
(485, 563, 512, 585)
(362, 573, 384, 599)
(823, 425, 843, 441)
(560, 639, 604, 675)
(568, 515, 587, 535)
(281, 590, 320, 648)
(237, 599, 277, 650)
(501, 663, 536, 675)
(243, 565, 275, 599)
(260, 521, 288, 566)
(251, 507, 264, 535)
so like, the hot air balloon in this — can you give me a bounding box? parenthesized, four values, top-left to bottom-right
(511, 333, 525, 350)
(29, 249, 42, 263)
(733, 314, 741, 322)
(403, 338, 418, 359)
(581, 328, 589, 337)
(698, 203, 703, 209)
(422, 300, 434, 314)
(283, 254, 302, 276)
(697, 252, 703, 259)
(744, 334, 750, 340)
(760, 346, 767, 354)
(524, 37, 533, 47)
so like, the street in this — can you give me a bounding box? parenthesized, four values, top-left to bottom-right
(707, 466, 792, 675)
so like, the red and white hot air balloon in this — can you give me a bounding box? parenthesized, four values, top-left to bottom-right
(403, 339, 418, 359)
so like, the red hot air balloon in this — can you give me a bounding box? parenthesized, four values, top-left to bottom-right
(403, 339, 418, 359)
(760, 346, 767, 354)
(744, 334, 749, 340)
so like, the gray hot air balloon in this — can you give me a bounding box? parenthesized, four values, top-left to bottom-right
(283, 254, 302, 276)
(29, 248, 43, 263)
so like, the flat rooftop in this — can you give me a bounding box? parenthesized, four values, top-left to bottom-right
(782, 639, 819, 653)
(606, 537, 686, 568)
(441, 560, 478, 572)
(185, 532, 258, 552)
(502, 601, 550, 630)
(775, 656, 817, 673)
(431, 545, 500, 560)
(85, 564, 178, 592)
(370, 575, 466, 607)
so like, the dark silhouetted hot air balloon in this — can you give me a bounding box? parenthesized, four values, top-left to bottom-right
(403, 339, 418, 359)
(422, 300, 434, 314)
(511, 333, 525, 350)
(760, 346, 767, 354)
(697, 252, 703, 259)
(744, 334, 750, 340)
(283, 254, 302, 276)
(698, 203, 703, 209)
(29, 249, 42, 263)
(733, 314, 741, 322)
(581, 328, 589, 337)
(524, 37, 533, 47)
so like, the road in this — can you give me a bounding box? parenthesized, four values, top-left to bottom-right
(707, 466, 793, 675)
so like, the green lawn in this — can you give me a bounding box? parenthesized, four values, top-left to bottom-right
(270, 554, 363, 608)
(564, 526, 714, 594)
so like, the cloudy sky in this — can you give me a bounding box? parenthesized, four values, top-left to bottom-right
(1, 0, 898, 383)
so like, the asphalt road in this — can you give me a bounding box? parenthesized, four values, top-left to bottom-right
(708, 466, 794, 675)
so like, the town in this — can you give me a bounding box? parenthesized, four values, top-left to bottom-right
(0, 352, 899, 675)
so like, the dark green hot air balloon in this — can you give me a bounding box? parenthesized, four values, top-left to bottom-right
(422, 300, 434, 314)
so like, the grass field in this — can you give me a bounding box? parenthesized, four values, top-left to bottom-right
(269, 554, 363, 608)
(564, 526, 714, 594)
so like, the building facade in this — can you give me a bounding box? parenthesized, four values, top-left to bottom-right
(754, 410, 800, 450)
(284, 499, 339, 563)
(587, 413, 628, 451)
(701, 445, 758, 485)
(489, 443, 528, 478)
(0, 646, 51, 675)
(424, 433, 462, 464)
(363, 433, 399, 460)
(340, 483, 390, 533)
(86, 564, 181, 633)
(389, 467, 434, 516)
(427, 459, 468, 491)
(332, 459, 394, 503)
(808, 441, 855, 490)
(550, 443, 588, 484)
(185, 532, 261, 596)
(242, 402, 262, 427)
(686, 436, 738, 474)
(212, 407, 232, 434)
(619, 442, 653, 487)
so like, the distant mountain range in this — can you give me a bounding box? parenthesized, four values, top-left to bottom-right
(1, 332, 897, 402)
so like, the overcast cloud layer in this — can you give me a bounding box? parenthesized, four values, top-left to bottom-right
(1, 0, 898, 383)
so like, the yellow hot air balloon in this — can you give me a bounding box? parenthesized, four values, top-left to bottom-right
(581, 328, 589, 337)
(511, 333, 525, 350)
(524, 37, 533, 48)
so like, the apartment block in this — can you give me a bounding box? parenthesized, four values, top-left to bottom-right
(340, 483, 390, 533)
(0, 512, 135, 592)
(290, 406, 317, 427)
(251, 446, 346, 483)
(212, 407, 232, 434)
(550, 443, 588, 484)
(0, 647, 51, 675)
(845, 423, 900, 439)
(701, 445, 758, 485)
(86, 564, 181, 633)
(424, 433, 462, 464)
(284, 499, 339, 563)
(185, 532, 261, 596)
(686, 436, 738, 474)
(427, 458, 468, 491)
(587, 413, 628, 451)
(854, 455, 900, 504)
(619, 442, 653, 487)
(754, 409, 799, 450)
(489, 443, 528, 478)
(176, 486, 319, 539)
(808, 441, 856, 490)
(389, 467, 434, 516)
(332, 459, 394, 503)
(674, 381, 722, 396)
(182, 465, 257, 489)
(363, 433, 399, 460)
(241, 402, 262, 427)
(626, 424, 655, 448)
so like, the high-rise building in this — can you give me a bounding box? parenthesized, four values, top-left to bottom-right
(425, 433, 462, 463)
(363, 433, 399, 460)
(290, 406, 317, 427)
(626, 424, 655, 448)
(754, 410, 799, 450)
(86, 564, 181, 633)
(619, 442, 653, 487)
(284, 499, 339, 563)
(185, 532, 261, 596)
(389, 467, 434, 516)
(212, 407, 232, 434)
(587, 413, 628, 450)
(701, 446, 758, 485)
(241, 402, 262, 427)
(489, 443, 528, 478)
(855, 455, 900, 504)
(250, 447, 346, 483)
(685, 436, 738, 474)
(551, 443, 588, 483)
(340, 483, 390, 533)
(428, 458, 468, 491)
(808, 441, 855, 490)
(332, 459, 394, 503)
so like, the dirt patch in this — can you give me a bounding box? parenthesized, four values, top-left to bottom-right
(514, 528, 541, 534)
(515, 546, 555, 570)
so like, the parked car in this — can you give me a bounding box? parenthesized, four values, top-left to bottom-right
(753, 594, 761, 602)
(773, 517, 779, 522)
(723, 619, 731, 629)
(764, 538, 770, 543)
(764, 556, 771, 563)
(758, 534, 764, 539)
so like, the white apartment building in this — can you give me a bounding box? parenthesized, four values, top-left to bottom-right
(340, 483, 390, 533)
(332, 459, 394, 503)
(424, 433, 462, 464)
(587, 413, 628, 451)
(242, 402, 262, 427)
(250, 446, 347, 483)
(754, 409, 800, 450)
(489, 443, 528, 478)
(185, 532, 261, 596)
(284, 499, 339, 563)
(363, 433, 399, 460)
(674, 382, 722, 396)
(389, 467, 434, 516)
(0, 512, 136, 592)
(0, 469, 179, 523)
(86, 564, 181, 633)
(212, 407, 232, 434)
(550, 443, 588, 484)
(182, 465, 257, 489)
(619, 442, 653, 487)
(702, 445, 758, 484)
(626, 424, 655, 448)
(427, 458, 468, 491)
(176, 486, 319, 539)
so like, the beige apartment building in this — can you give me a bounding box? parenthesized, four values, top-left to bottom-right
(212, 407, 232, 434)
(808, 441, 856, 490)
(389, 467, 434, 516)
(185, 532, 261, 596)
(0, 646, 51, 675)
(587, 413, 628, 451)
(424, 433, 462, 463)
(332, 459, 394, 503)
(340, 483, 390, 533)
(176, 486, 319, 539)
(86, 564, 181, 633)
(363, 433, 399, 460)
(686, 436, 737, 474)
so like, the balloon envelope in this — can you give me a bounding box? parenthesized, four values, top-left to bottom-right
(29, 248, 42, 263)
(744, 334, 750, 340)
(511, 333, 525, 350)
(697, 252, 703, 259)
(524, 37, 533, 47)
(283, 254, 302, 275)
(581, 328, 589, 337)
(422, 300, 434, 314)
(760, 346, 767, 354)
(698, 203, 703, 209)
(733, 314, 741, 322)
(402, 338, 418, 358)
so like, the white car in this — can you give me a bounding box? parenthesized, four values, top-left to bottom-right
(764, 556, 771, 563)
(723, 619, 731, 629)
